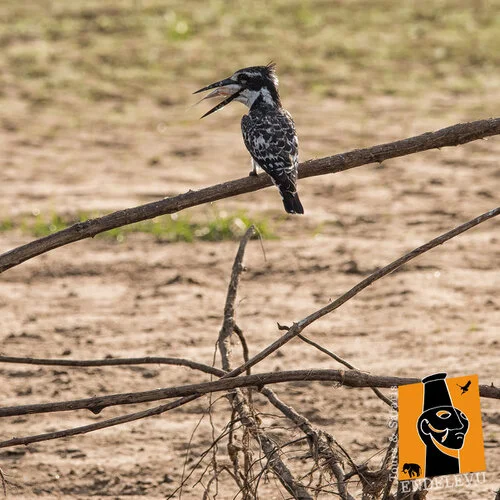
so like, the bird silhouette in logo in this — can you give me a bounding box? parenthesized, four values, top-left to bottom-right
(457, 380, 471, 395)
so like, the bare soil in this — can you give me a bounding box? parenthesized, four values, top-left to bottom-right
(0, 84, 499, 498)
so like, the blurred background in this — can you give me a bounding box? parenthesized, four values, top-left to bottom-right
(0, 1, 498, 498)
(0, 0, 498, 229)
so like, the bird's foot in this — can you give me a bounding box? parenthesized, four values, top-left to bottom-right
(248, 170, 258, 177)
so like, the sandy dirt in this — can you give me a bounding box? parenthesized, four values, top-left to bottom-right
(0, 75, 499, 498)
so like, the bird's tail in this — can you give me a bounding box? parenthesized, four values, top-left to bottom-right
(281, 190, 304, 215)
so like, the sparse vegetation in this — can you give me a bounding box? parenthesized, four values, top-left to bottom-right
(0, 210, 275, 242)
(0, 1, 498, 498)
(0, 0, 498, 117)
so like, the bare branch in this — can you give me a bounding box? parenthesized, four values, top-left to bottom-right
(222, 207, 499, 379)
(261, 386, 355, 500)
(0, 468, 6, 497)
(0, 369, 497, 419)
(233, 324, 251, 377)
(381, 434, 398, 500)
(0, 118, 498, 274)
(0, 208, 497, 452)
(170, 408, 237, 499)
(230, 327, 253, 496)
(297, 207, 499, 329)
(0, 355, 224, 377)
(218, 225, 255, 372)
(217, 227, 255, 497)
(217, 227, 313, 499)
(0, 393, 201, 449)
(2, 365, 495, 451)
(298, 334, 393, 407)
(232, 391, 314, 499)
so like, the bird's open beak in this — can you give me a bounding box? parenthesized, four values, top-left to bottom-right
(193, 78, 242, 118)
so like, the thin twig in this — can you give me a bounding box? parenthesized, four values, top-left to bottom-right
(298, 334, 393, 407)
(170, 416, 240, 499)
(260, 386, 354, 500)
(230, 390, 314, 499)
(218, 226, 255, 372)
(381, 433, 398, 500)
(217, 227, 313, 499)
(220, 207, 499, 379)
(231, 326, 254, 499)
(227, 409, 248, 497)
(0, 355, 224, 377)
(0, 119, 498, 274)
(233, 324, 251, 376)
(178, 404, 211, 499)
(0, 468, 6, 497)
(202, 475, 218, 500)
(0, 209, 497, 449)
(0, 393, 201, 449)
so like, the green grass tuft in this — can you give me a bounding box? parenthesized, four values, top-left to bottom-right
(27, 213, 72, 237)
(0, 219, 14, 232)
(102, 210, 276, 242)
(1, 211, 276, 243)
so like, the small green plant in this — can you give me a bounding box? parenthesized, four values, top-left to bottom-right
(102, 210, 275, 242)
(25, 213, 73, 237)
(7, 210, 276, 243)
(0, 219, 14, 232)
(195, 211, 274, 242)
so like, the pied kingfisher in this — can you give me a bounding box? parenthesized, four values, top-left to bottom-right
(194, 63, 304, 214)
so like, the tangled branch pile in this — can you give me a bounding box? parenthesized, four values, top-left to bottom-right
(0, 120, 498, 499)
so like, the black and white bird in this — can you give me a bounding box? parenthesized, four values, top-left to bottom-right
(194, 63, 304, 214)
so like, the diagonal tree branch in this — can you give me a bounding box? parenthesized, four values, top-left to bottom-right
(0, 393, 202, 449)
(0, 208, 497, 451)
(0, 355, 224, 377)
(0, 369, 497, 419)
(0, 118, 498, 274)
(218, 226, 255, 372)
(298, 333, 393, 407)
(221, 207, 499, 379)
(217, 225, 313, 500)
(261, 386, 355, 500)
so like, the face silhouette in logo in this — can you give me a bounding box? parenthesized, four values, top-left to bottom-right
(416, 373, 469, 476)
(418, 405, 469, 449)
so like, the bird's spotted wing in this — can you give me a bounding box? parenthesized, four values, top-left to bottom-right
(241, 109, 299, 193)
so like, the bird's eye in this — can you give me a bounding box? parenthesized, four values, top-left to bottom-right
(238, 75, 248, 84)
